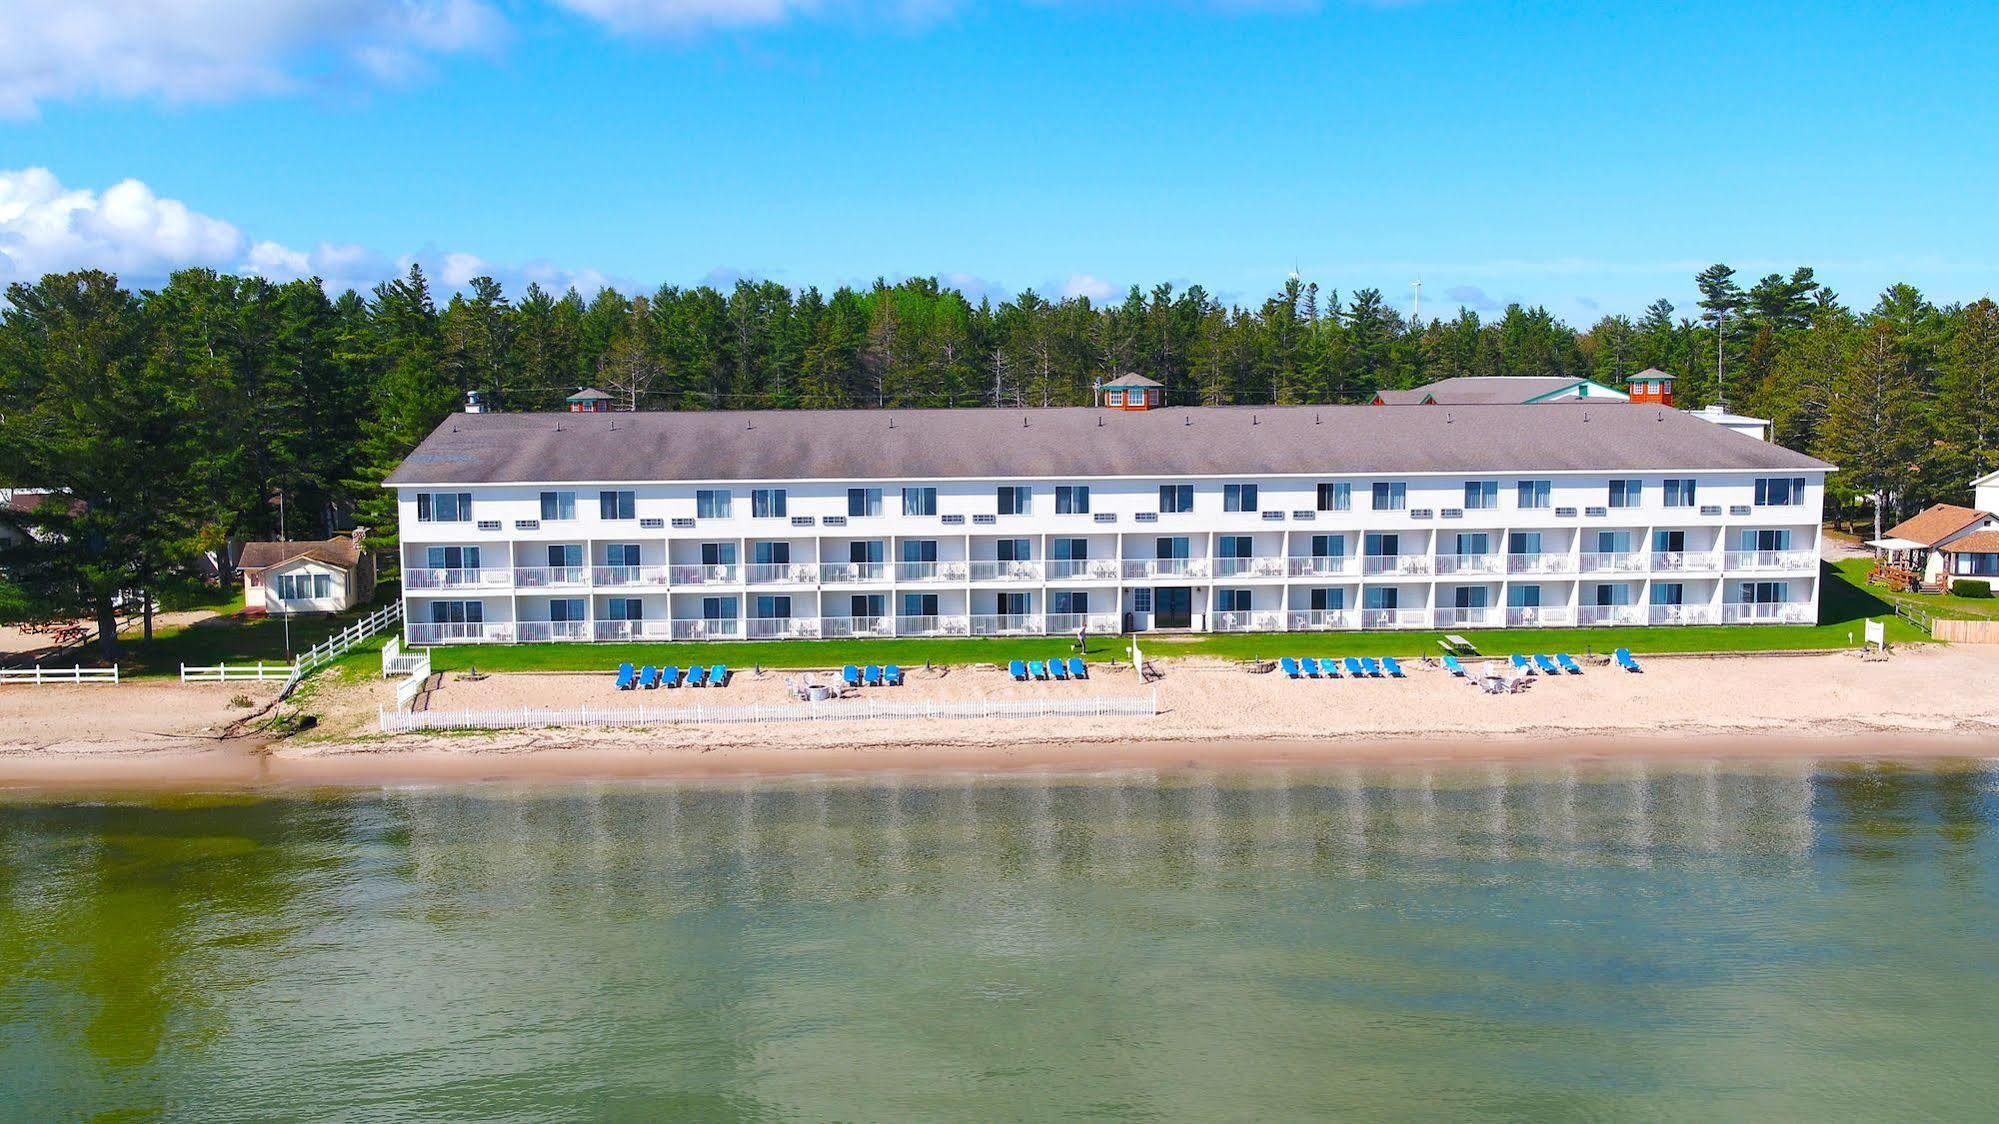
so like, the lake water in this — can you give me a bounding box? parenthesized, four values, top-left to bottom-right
(3, 759, 1997, 1119)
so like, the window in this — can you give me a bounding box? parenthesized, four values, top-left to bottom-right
(599, 490, 635, 520)
(1755, 477, 1807, 506)
(1363, 587, 1398, 610)
(1664, 478, 1697, 508)
(997, 485, 1033, 515)
(1055, 485, 1090, 514)
(428, 600, 483, 625)
(852, 540, 887, 564)
(1608, 479, 1643, 508)
(898, 539, 934, 563)
(996, 592, 1030, 616)
(1454, 587, 1489, 609)
(1363, 532, 1398, 557)
(902, 593, 939, 617)
(1224, 483, 1259, 512)
(1371, 482, 1407, 511)
(549, 598, 586, 622)
(849, 594, 886, 619)
(1653, 530, 1686, 553)
(848, 488, 883, 517)
(1455, 532, 1490, 556)
(1464, 481, 1499, 510)
(547, 544, 581, 568)
(1508, 585, 1542, 608)
(997, 538, 1032, 562)
(1217, 535, 1252, 558)
(755, 595, 793, 620)
(416, 492, 472, 522)
(1596, 530, 1632, 554)
(753, 541, 791, 565)
(1155, 537, 1190, 560)
(539, 491, 576, 521)
(1309, 588, 1344, 611)
(1216, 588, 1253, 612)
(902, 487, 937, 516)
(1594, 583, 1633, 606)
(751, 489, 787, 518)
(1310, 534, 1345, 558)
(425, 546, 480, 570)
(1517, 480, 1551, 509)
(605, 543, 640, 567)
(1132, 589, 1153, 613)
(1508, 531, 1541, 556)
(1052, 591, 1090, 615)
(275, 572, 333, 600)
(1106, 389, 1124, 406)
(1317, 482, 1352, 512)
(1742, 528, 1792, 552)
(701, 597, 736, 621)
(1738, 581, 1789, 604)
(605, 597, 644, 621)
(700, 542, 737, 566)
(1052, 538, 1087, 561)
(1651, 583, 1684, 606)
(1159, 484, 1194, 514)
(696, 490, 731, 519)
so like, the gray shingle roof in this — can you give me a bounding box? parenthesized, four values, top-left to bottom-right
(1101, 373, 1163, 389)
(385, 405, 1832, 486)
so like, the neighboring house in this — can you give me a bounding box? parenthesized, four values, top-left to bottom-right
(1095, 373, 1164, 410)
(238, 530, 377, 615)
(386, 399, 1833, 645)
(1976, 469, 1999, 514)
(567, 388, 614, 413)
(1876, 503, 1999, 592)
(1370, 376, 1632, 406)
(0, 489, 71, 547)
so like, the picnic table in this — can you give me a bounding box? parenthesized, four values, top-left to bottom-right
(1440, 634, 1480, 656)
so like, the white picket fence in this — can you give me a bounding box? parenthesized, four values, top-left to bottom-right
(393, 649, 433, 711)
(275, 601, 405, 700)
(0, 664, 120, 685)
(181, 661, 300, 683)
(380, 690, 1160, 734)
(381, 635, 426, 678)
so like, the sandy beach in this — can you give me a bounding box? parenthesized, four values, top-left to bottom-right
(1, 642, 1994, 787)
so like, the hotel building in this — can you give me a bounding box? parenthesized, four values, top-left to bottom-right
(386, 398, 1832, 646)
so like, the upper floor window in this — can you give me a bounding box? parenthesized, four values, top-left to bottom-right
(1608, 479, 1643, 508)
(1159, 484, 1194, 514)
(751, 488, 787, 518)
(416, 492, 472, 522)
(1517, 480, 1551, 509)
(1663, 478, 1697, 508)
(997, 485, 1032, 515)
(902, 487, 937, 517)
(599, 490, 635, 520)
(1371, 482, 1406, 511)
(1755, 477, 1807, 506)
(1464, 481, 1499, 510)
(696, 489, 731, 519)
(1055, 485, 1090, 514)
(1317, 482, 1352, 512)
(1223, 483, 1259, 512)
(848, 488, 882, 517)
(539, 491, 576, 521)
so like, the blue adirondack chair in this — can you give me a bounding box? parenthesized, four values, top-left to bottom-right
(1009, 660, 1029, 681)
(1049, 658, 1069, 680)
(1067, 657, 1087, 680)
(1382, 656, 1406, 678)
(1615, 647, 1642, 673)
(1300, 657, 1321, 678)
(615, 663, 637, 690)
(864, 664, 884, 686)
(1442, 654, 1466, 677)
(1511, 654, 1533, 674)
(709, 665, 729, 687)
(1557, 653, 1583, 675)
(1279, 657, 1302, 679)
(685, 665, 708, 688)
(1343, 657, 1366, 678)
(1319, 657, 1341, 679)
(1361, 657, 1384, 678)
(638, 665, 659, 689)
(883, 665, 903, 686)
(1534, 654, 1561, 676)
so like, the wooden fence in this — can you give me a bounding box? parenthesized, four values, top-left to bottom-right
(0, 665, 120, 685)
(181, 661, 300, 683)
(1933, 619, 1999, 644)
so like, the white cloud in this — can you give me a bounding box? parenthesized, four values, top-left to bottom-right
(0, 166, 609, 300)
(1060, 273, 1114, 301)
(552, 0, 961, 35)
(0, 0, 505, 117)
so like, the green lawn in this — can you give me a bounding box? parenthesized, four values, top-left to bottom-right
(1831, 557, 1999, 622)
(421, 562, 1925, 674)
(114, 603, 387, 678)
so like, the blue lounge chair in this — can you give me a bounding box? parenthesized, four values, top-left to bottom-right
(1615, 647, 1642, 673)
(1026, 660, 1046, 680)
(884, 665, 903, 686)
(685, 665, 707, 688)
(1442, 654, 1466, 677)
(709, 665, 729, 687)
(1361, 657, 1384, 678)
(843, 664, 862, 688)
(1343, 657, 1366, 678)
(1534, 654, 1561, 676)
(1049, 658, 1069, 680)
(1008, 660, 1029, 681)
(615, 663, 637, 690)
(1320, 657, 1341, 679)
(865, 664, 884, 686)
(1302, 657, 1322, 678)
(1382, 656, 1405, 678)
(638, 665, 659, 690)
(1067, 657, 1087, 680)
(1510, 654, 1533, 674)
(1280, 657, 1302, 679)
(1557, 653, 1583, 675)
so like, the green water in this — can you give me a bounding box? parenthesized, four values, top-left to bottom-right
(3, 760, 1997, 1119)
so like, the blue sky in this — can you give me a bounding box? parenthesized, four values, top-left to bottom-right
(2, 1, 1994, 319)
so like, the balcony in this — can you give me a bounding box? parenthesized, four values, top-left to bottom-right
(1288, 609, 1356, 630)
(745, 562, 818, 585)
(669, 563, 739, 585)
(1210, 609, 1285, 632)
(1361, 555, 1431, 577)
(405, 567, 511, 590)
(1122, 557, 1210, 580)
(1652, 551, 1720, 573)
(1576, 604, 1645, 626)
(821, 615, 895, 638)
(1648, 604, 1718, 625)
(821, 561, 890, 584)
(1721, 601, 1815, 624)
(970, 613, 1043, 635)
(1212, 556, 1287, 579)
(895, 614, 970, 637)
(516, 620, 589, 642)
(1433, 606, 1498, 628)
(593, 619, 675, 641)
(1360, 608, 1432, 630)
(1506, 553, 1576, 575)
(1723, 550, 1816, 573)
(1046, 559, 1121, 581)
(1505, 606, 1573, 627)
(407, 621, 514, 644)
(748, 616, 822, 639)
(1045, 612, 1120, 634)
(894, 560, 969, 583)
(1288, 556, 1358, 578)
(969, 560, 1043, 582)
(1579, 551, 1646, 574)
(591, 565, 670, 587)
(513, 566, 590, 589)
(670, 619, 741, 640)
(1434, 554, 1503, 576)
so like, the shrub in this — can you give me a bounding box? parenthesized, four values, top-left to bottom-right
(1954, 578, 1993, 598)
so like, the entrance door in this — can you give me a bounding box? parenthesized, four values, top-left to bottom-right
(1153, 587, 1193, 629)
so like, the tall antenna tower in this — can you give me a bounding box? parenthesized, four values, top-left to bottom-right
(1412, 279, 1423, 323)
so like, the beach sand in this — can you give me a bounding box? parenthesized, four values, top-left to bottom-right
(3, 643, 1991, 789)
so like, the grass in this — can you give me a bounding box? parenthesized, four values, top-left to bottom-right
(1830, 558, 1999, 623)
(421, 562, 1927, 674)
(113, 603, 390, 678)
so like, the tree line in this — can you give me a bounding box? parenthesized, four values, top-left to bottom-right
(1, 264, 1994, 654)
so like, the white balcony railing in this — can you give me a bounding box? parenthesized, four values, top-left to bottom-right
(1360, 607, 1433, 629)
(513, 566, 590, 588)
(405, 568, 511, 590)
(1044, 612, 1120, 634)
(1721, 601, 1815, 624)
(969, 560, 1043, 582)
(895, 614, 970, 636)
(1433, 606, 1498, 628)
(748, 616, 821, 639)
(407, 621, 513, 644)
(894, 560, 969, 583)
(1576, 604, 1646, 626)
(1362, 555, 1431, 576)
(821, 615, 895, 638)
(1507, 553, 1576, 575)
(821, 561, 889, 584)
(1210, 610, 1285, 632)
(970, 613, 1043, 635)
(744, 562, 816, 585)
(1579, 552, 1646, 574)
(1648, 604, 1718, 625)
(1651, 551, 1720, 573)
(1122, 558, 1210, 580)
(591, 565, 670, 587)
(1724, 550, 1816, 573)
(1505, 606, 1573, 628)
(593, 619, 675, 641)
(671, 619, 742, 640)
(1286, 608, 1354, 630)
(669, 564, 739, 585)
(516, 620, 589, 642)
(1288, 556, 1358, 578)
(1211, 556, 1287, 579)
(1434, 554, 1504, 576)
(1046, 559, 1122, 581)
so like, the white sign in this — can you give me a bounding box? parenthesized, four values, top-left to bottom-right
(1864, 619, 1885, 648)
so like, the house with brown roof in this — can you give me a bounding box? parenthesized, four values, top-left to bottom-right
(1876, 501, 1999, 592)
(238, 529, 377, 615)
(1369, 376, 1631, 406)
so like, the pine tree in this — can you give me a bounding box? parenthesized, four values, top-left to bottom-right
(1818, 322, 1926, 542)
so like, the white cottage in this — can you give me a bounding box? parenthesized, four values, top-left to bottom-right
(239, 530, 377, 615)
